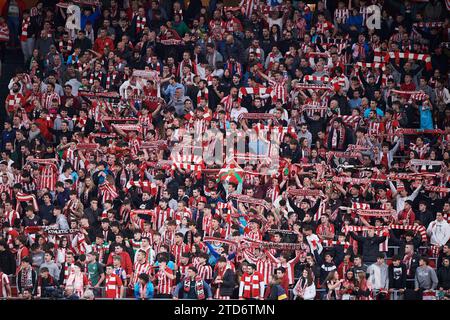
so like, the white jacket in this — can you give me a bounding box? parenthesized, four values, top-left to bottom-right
(427, 220, 450, 246)
(293, 279, 316, 300)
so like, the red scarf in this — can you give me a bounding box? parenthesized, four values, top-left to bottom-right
(331, 126, 345, 150)
(20, 17, 30, 42)
(136, 15, 147, 33)
(183, 275, 205, 299)
(105, 72, 117, 89)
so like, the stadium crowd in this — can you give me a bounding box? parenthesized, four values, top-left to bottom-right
(0, 0, 449, 301)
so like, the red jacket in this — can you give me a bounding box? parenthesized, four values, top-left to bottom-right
(107, 252, 133, 276)
(34, 117, 54, 142)
(398, 209, 415, 225)
(93, 36, 115, 54)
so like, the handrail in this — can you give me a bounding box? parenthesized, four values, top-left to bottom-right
(0, 289, 442, 300)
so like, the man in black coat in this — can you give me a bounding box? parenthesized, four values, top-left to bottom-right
(388, 255, 407, 295)
(327, 118, 354, 151)
(437, 257, 450, 291)
(349, 229, 386, 265)
(211, 257, 236, 299)
(0, 240, 16, 275)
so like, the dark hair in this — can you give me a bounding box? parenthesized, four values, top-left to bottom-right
(138, 273, 149, 283)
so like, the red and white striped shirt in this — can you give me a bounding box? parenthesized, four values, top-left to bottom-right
(156, 267, 174, 295)
(41, 92, 60, 110)
(170, 243, 190, 264)
(268, 78, 287, 104)
(267, 251, 302, 285)
(152, 207, 174, 231)
(197, 263, 213, 282)
(132, 262, 152, 285)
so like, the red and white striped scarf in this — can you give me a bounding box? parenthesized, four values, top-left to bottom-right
(124, 180, 157, 196)
(136, 15, 147, 33)
(20, 17, 30, 42)
(295, 83, 333, 91)
(242, 0, 257, 17)
(59, 40, 72, 54)
(238, 86, 272, 103)
(303, 75, 331, 83)
(16, 191, 39, 212)
(221, 94, 236, 114)
(388, 51, 432, 71)
(105, 72, 117, 90)
(248, 46, 262, 60)
(197, 87, 209, 104)
(413, 22, 445, 28)
(89, 71, 102, 84)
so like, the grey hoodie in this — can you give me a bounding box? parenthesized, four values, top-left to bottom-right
(367, 262, 389, 290)
(415, 265, 438, 290)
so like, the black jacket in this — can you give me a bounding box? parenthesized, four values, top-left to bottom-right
(388, 230, 422, 257)
(349, 232, 386, 263)
(388, 263, 407, 289)
(16, 268, 38, 295)
(212, 268, 236, 297)
(302, 111, 327, 142)
(327, 126, 354, 151)
(437, 266, 450, 290)
(0, 249, 16, 275)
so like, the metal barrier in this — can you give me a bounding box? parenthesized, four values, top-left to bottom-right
(0, 289, 442, 300)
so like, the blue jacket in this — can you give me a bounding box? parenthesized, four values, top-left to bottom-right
(347, 14, 363, 28)
(134, 282, 154, 299)
(419, 106, 433, 129)
(364, 107, 384, 118)
(1, 128, 16, 151)
(81, 8, 101, 30)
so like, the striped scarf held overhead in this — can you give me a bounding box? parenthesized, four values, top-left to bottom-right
(124, 180, 157, 196)
(388, 52, 432, 71)
(356, 62, 386, 70)
(253, 123, 298, 142)
(294, 83, 333, 91)
(238, 86, 272, 103)
(390, 89, 428, 101)
(356, 209, 394, 217)
(16, 191, 39, 212)
(303, 75, 331, 83)
(320, 239, 350, 248)
(314, 198, 327, 221)
(344, 224, 427, 242)
(301, 104, 328, 118)
(389, 224, 427, 242)
(30, 159, 58, 191)
(287, 188, 322, 197)
(413, 22, 445, 28)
